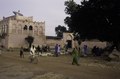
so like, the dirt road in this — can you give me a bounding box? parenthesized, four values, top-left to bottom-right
(0, 51, 120, 79)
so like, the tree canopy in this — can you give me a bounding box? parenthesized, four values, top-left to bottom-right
(64, 0, 120, 50)
(55, 25, 67, 38)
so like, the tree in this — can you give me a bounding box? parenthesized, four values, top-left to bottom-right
(64, 0, 79, 32)
(25, 36, 34, 48)
(64, 0, 120, 51)
(55, 25, 67, 37)
(64, 0, 78, 15)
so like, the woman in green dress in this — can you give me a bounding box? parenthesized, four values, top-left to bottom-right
(72, 47, 79, 66)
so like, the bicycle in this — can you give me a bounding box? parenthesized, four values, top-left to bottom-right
(29, 55, 38, 64)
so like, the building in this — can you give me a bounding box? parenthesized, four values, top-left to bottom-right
(46, 32, 75, 48)
(0, 11, 46, 48)
(0, 11, 75, 49)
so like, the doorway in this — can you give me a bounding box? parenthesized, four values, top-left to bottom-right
(66, 40, 72, 48)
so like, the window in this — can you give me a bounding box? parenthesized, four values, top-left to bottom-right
(23, 25, 27, 30)
(29, 25, 33, 30)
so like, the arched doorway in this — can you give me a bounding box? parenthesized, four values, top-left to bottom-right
(66, 35, 72, 48)
(66, 40, 72, 48)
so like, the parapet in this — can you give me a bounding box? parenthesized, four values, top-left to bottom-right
(15, 15, 33, 21)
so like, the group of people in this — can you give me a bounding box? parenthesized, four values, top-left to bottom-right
(36, 45, 50, 54)
(18, 43, 107, 66)
(92, 46, 103, 56)
(55, 44, 81, 66)
(19, 44, 51, 58)
(54, 44, 61, 57)
(20, 45, 38, 63)
(36, 45, 43, 55)
(19, 44, 81, 65)
(19, 45, 37, 58)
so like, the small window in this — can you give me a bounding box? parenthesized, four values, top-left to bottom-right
(23, 25, 27, 30)
(29, 25, 33, 30)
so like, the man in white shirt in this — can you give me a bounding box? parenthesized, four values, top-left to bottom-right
(30, 45, 36, 62)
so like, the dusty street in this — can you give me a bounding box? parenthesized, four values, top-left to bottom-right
(0, 50, 120, 79)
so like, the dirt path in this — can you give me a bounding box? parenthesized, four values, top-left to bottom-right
(0, 51, 120, 79)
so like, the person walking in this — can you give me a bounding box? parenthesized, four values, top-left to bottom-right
(55, 44, 58, 57)
(30, 45, 36, 63)
(57, 45, 61, 56)
(72, 47, 79, 66)
(83, 45, 88, 56)
(20, 47, 24, 58)
(37, 45, 40, 56)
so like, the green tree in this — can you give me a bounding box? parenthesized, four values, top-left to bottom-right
(25, 36, 34, 48)
(64, 0, 79, 32)
(64, 0, 78, 15)
(64, 0, 120, 51)
(55, 25, 67, 37)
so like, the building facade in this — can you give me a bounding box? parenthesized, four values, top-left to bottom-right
(0, 11, 46, 48)
(0, 11, 75, 49)
(46, 32, 75, 48)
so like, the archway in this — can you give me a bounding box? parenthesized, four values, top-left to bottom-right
(29, 25, 33, 30)
(66, 34, 72, 48)
(66, 40, 72, 48)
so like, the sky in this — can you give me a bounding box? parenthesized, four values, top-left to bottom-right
(0, 0, 81, 36)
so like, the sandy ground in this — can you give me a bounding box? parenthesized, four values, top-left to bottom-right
(0, 50, 120, 79)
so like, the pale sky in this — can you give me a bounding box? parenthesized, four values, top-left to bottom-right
(0, 0, 81, 36)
